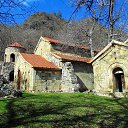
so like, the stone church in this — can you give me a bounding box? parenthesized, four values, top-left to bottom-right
(3, 37, 128, 97)
(92, 40, 128, 97)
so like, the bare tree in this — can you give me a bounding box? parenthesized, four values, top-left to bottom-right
(56, 18, 108, 53)
(70, 0, 128, 43)
(0, 0, 35, 24)
(0, 0, 37, 60)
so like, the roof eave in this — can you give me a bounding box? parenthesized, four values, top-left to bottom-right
(91, 40, 128, 63)
(61, 58, 92, 63)
(33, 67, 61, 70)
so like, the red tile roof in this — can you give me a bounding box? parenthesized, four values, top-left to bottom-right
(20, 53, 59, 69)
(43, 37, 62, 44)
(8, 42, 26, 49)
(54, 53, 92, 63)
(42, 37, 101, 52)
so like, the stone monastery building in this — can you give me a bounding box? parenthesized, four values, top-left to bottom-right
(3, 36, 128, 97)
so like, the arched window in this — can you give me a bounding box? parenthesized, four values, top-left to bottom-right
(10, 53, 15, 62)
(9, 70, 14, 81)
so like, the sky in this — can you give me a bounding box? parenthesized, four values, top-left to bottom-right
(3, 0, 128, 31)
(15, 0, 85, 24)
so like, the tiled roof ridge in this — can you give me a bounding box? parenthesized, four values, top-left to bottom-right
(8, 42, 26, 49)
(42, 36, 101, 52)
(57, 53, 92, 59)
(55, 52, 88, 58)
(53, 53, 92, 63)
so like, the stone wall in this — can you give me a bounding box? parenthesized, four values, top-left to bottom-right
(1, 62, 14, 81)
(0, 62, 15, 97)
(44, 52, 63, 68)
(40, 52, 94, 92)
(14, 55, 33, 91)
(92, 43, 128, 96)
(5, 47, 25, 63)
(34, 69, 61, 92)
(61, 62, 79, 92)
(0, 75, 14, 97)
(72, 62, 94, 91)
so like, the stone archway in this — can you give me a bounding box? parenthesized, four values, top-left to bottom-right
(107, 62, 128, 93)
(113, 67, 125, 92)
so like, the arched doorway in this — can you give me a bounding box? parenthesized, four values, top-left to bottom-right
(9, 70, 14, 81)
(113, 67, 125, 92)
(10, 53, 15, 62)
(17, 70, 21, 90)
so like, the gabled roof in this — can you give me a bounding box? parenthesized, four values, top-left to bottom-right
(53, 53, 92, 63)
(91, 40, 128, 63)
(42, 36, 100, 52)
(8, 42, 26, 49)
(43, 37, 62, 44)
(20, 53, 59, 69)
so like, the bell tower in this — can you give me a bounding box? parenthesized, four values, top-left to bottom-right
(4, 42, 26, 63)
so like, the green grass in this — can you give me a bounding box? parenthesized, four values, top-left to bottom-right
(0, 93, 128, 128)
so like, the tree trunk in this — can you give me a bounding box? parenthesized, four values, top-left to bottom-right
(108, 0, 115, 43)
(88, 20, 96, 58)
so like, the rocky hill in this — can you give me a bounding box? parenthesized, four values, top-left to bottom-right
(23, 12, 65, 37)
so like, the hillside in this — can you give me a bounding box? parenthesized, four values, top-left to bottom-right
(23, 12, 65, 37)
(0, 12, 128, 60)
(22, 12, 128, 50)
(0, 12, 66, 59)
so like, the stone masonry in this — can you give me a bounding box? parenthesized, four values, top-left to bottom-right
(61, 62, 79, 92)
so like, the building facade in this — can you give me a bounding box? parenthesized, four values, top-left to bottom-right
(4, 37, 128, 97)
(5, 37, 94, 92)
(92, 40, 128, 97)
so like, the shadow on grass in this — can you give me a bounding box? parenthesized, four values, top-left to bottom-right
(1, 93, 128, 128)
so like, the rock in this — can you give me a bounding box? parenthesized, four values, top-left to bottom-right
(0, 62, 23, 98)
(0, 62, 17, 98)
(12, 90, 23, 97)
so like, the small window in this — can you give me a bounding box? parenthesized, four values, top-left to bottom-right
(10, 53, 15, 62)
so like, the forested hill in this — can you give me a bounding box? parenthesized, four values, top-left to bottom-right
(0, 12, 128, 60)
(0, 12, 66, 59)
(23, 12, 65, 36)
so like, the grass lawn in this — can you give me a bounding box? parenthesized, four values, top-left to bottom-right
(0, 93, 128, 128)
